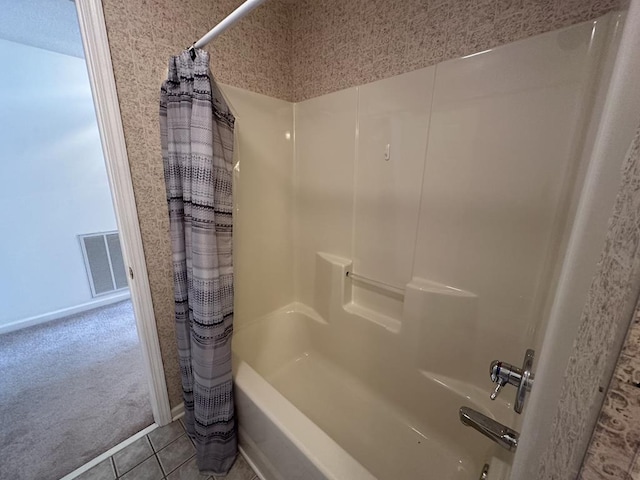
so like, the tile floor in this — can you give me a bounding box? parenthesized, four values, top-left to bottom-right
(77, 419, 259, 480)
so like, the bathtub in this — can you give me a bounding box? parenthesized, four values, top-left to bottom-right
(232, 299, 512, 480)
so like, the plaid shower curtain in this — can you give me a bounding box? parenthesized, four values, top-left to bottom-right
(160, 49, 237, 475)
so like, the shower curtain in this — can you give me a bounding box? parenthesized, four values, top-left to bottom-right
(160, 49, 237, 475)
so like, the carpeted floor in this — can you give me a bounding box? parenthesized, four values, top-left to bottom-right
(0, 300, 153, 480)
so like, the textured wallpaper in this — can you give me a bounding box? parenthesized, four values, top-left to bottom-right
(101, 0, 292, 407)
(289, 0, 621, 101)
(542, 122, 640, 479)
(100, 0, 621, 409)
(581, 306, 640, 479)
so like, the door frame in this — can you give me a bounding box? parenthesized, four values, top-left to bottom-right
(74, 0, 172, 426)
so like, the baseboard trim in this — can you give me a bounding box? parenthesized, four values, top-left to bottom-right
(171, 402, 185, 421)
(59, 423, 158, 480)
(0, 292, 131, 335)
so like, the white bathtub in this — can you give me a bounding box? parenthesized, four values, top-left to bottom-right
(232, 303, 511, 480)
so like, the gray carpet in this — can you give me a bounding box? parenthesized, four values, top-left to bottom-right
(0, 300, 153, 480)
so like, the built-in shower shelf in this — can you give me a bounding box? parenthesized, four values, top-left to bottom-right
(314, 251, 480, 339)
(343, 302, 401, 333)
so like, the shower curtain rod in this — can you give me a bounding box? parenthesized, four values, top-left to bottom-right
(189, 0, 270, 54)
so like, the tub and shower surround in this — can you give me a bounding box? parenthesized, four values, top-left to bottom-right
(233, 259, 502, 479)
(225, 15, 617, 480)
(292, 16, 610, 396)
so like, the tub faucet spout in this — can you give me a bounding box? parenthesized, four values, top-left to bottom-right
(459, 406, 519, 452)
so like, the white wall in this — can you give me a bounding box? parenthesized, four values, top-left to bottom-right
(221, 85, 295, 328)
(413, 20, 608, 387)
(293, 89, 357, 308)
(0, 39, 119, 327)
(354, 68, 435, 289)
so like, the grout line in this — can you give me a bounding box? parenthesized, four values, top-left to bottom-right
(157, 451, 169, 477)
(59, 423, 159, 480)
(114, 436, 155, 477)
(155, 453, 165, 479)
(164, 452, 196, 478)
(65, 424, 221, 480)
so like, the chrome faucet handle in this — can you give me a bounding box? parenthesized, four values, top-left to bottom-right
(490, 378, 507, 400)
(489, 350, 535, 413)
(489, 360, 522, 390)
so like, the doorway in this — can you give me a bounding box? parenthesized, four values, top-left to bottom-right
(0, 1, 164, 479)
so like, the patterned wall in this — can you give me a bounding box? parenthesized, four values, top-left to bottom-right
(289, 0, 620, 101)
(581, 306, 640, 479)
(543, 122, 640, 479)
(101, 0, 621, 409)
(101, 0, 292, 407)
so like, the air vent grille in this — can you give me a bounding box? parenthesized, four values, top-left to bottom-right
(79, 231, 129, 296)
